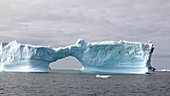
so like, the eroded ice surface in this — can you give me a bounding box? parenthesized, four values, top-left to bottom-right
(0, 39, 155, 74)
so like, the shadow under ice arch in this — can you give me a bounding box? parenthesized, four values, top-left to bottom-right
(0, 39, 155, 74)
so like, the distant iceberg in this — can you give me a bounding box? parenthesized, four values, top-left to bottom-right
(0, 39, 155, 74)
(158, 69, 170, 72)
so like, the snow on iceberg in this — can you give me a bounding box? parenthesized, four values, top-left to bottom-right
(0, 39, 155, 74)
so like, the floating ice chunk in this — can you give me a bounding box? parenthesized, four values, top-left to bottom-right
(96, 75, 111, 78)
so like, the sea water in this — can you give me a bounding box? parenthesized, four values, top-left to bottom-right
(0, 70, 169, 96)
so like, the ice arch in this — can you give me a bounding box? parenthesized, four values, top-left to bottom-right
(0, 39, 155, 74)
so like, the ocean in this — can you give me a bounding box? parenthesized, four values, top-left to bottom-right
(0, 70, 169, 96)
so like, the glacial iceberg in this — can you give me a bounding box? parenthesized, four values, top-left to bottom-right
(0, 39, 155, 74)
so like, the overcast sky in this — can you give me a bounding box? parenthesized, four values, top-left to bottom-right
(0, 0, 170, 70)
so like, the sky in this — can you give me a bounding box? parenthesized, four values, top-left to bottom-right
(0, 0, 170, 70)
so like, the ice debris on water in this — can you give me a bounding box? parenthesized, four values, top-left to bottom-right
(96, 75, 111, 78)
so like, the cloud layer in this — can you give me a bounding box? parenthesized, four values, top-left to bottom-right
(0, 0, 170, 69)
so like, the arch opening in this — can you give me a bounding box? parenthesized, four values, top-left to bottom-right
(49, 56, 82, 70)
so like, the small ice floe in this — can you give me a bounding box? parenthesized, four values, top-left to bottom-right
(96, 75, 111, 78)
(74, 68, 81, 71)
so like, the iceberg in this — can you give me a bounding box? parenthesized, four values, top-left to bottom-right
(158, 69, 170, 72)
(0, 39, 155, 74)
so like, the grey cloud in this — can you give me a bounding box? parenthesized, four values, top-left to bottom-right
(0, 0, 170, 70)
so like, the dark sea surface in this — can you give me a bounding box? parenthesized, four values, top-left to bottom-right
(0, 70, 169, 96)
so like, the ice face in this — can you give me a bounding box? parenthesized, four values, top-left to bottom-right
(0, 39, 155, 74)
(0, 41, 71, 72)
(71, 39, 155, 74)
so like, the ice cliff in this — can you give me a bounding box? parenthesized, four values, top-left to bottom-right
(0, 39, 155, 74)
